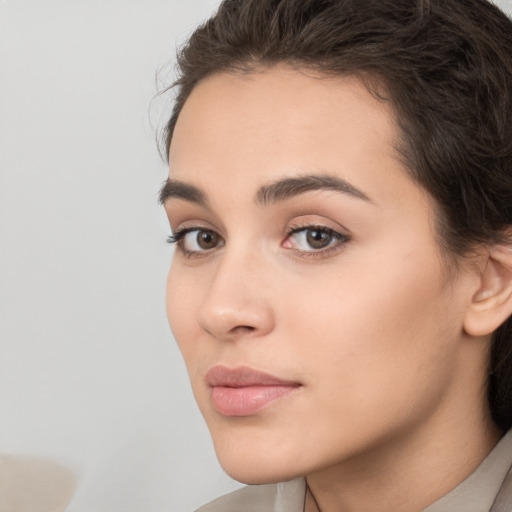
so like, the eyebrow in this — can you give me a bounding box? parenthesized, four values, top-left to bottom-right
(255, 174, 371, 205)
(159, 173, 372, 207)
(159, 178, 208, 206)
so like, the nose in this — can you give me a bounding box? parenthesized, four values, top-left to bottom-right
(197, 249, 275, 342)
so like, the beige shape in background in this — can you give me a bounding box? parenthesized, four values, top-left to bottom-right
(0, 455, 77, 512)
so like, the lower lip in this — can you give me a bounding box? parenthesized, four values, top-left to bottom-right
(210, 385, 299, 416)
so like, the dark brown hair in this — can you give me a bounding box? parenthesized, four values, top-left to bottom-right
(164, 0, 512, 430)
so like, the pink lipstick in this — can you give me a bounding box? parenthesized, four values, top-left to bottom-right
(206, 366, 301, 417)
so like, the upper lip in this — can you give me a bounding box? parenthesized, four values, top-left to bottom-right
(205, 365, 301, 388)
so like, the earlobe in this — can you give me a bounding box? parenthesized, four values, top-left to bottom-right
(464, 244, 512, 337)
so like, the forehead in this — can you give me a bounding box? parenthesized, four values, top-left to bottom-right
(168, 66, 405, 204)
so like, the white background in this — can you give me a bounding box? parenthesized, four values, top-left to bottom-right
(0, 0, 511, 511)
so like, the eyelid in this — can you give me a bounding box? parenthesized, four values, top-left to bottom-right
(286, 219, 351, 239)
(287, 224, 347, 237)
(168, 219, 219, 242)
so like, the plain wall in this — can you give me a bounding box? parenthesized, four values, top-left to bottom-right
(0, 1, 242, 511)
(0, 0, 511, 511)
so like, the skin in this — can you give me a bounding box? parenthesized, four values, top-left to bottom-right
(163, 66, 502, 512)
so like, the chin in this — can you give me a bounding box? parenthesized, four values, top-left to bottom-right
(209, 429, 308, 485)
(217, 455, 301, 485)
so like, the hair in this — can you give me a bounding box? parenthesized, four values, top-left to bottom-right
(163, 0, 512, 430)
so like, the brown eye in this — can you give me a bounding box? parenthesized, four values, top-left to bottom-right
(283, 225, 349, 256)
(174, 228, 224, 254)
(197, 230, 220, 250)
(306, 229, 333, 249)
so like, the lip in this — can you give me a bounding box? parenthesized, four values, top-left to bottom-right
(205, 365, 302, 417)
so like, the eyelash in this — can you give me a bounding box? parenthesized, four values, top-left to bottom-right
(167, 225, 350, 259)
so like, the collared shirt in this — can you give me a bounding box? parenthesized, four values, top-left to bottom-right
(425, 429, 512, 512)
(196, 429, 512, 512)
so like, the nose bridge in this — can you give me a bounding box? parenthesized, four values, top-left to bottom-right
(198, 242, 274, 340)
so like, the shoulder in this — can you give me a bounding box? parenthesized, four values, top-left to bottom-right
(195, 478, 306, 512)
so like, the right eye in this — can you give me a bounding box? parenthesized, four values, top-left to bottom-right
(168, 228, 224, 255)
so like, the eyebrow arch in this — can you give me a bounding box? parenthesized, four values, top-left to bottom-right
(159, 178, 208, 206)
(256, 174, 372, 206)
(159, 173, 372, 207)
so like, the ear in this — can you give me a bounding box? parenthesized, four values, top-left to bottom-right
(464, 242, 512, 337)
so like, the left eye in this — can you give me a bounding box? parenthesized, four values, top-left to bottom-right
(284, 227, 347, 251)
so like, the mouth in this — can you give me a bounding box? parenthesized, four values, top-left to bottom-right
(205, 365, 302, 417)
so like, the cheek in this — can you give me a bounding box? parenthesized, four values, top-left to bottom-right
(279, 247, 458, 416)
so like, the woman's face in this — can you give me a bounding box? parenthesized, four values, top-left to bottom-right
(163, 67, 479, 484)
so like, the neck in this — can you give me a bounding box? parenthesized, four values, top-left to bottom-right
(305, 413, 501, 512)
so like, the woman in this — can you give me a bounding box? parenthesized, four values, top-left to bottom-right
(160, 0, 512, 510)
